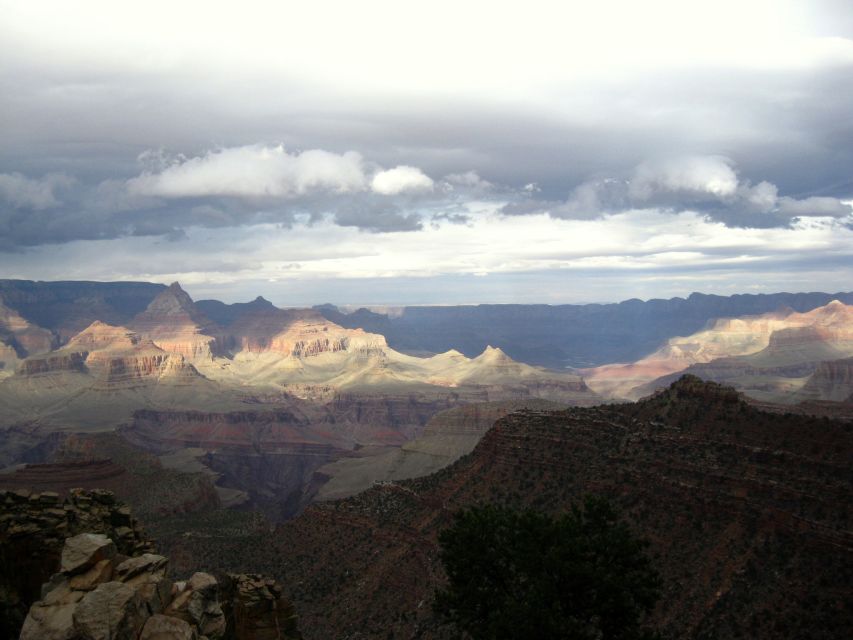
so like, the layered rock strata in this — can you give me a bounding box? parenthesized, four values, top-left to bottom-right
(159, 377, 852, 639)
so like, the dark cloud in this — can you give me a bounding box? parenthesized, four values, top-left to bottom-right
(500, 155, 852, 228)
(330, 199, 423, 233)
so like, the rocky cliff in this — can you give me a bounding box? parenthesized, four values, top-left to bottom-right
(131, 282, 224, 364)
(584, 300, 853, 400)
(0, 489, 301, 640)
(155, 377, 853, 639)
(0, 298, 54, 360)
(0, 280, 166, 343)
(797, 357, 853, 402)
(16, 320, 205, 390)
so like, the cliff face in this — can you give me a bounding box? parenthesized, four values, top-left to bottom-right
(122, 392, 469, 519)
(17, 320, 204, 389)
(157, 377, 853, 640)
(319, 290, 853, 368)
(0, 279, 166, 342)
(797, 357, 853, 402)
(0, 298, 54, 358)
(584, 300, 853, 400)
(131, 282, 224, 363)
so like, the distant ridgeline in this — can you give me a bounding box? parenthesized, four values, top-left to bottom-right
(1, 279, 851, 367)
(316, 291, 853, 367)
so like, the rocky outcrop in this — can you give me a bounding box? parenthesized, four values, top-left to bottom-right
(3, 492, 301, 640)
(21, 533, 301, 640)
(18, 352, 87, 375)
(15, 321, 204, 389)
(266, 317, 387, 359)
(220, 573, 301, 640)
(0, 489, 154, 638)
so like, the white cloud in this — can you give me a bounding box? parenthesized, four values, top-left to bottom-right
(629, 156, 739, 200)
(3, 208, 851, 305)
(0, 172, 73, 209)
(738, 180, 778, 212)
(126, 145, 368, 198)
(370, 165, 434, 195)
(508, 156, 852, 227)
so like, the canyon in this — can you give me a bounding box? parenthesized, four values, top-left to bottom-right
(2, 281, 853, 520)
(151, 377, 853, 640)
(1, 279, 852, 638)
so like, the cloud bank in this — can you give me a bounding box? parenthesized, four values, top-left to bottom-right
(503, 155, 853, 228)
(127, 146, 369, 198)
(1, 1, 852, 302)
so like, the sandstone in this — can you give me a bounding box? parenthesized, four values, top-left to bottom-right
(165, 572, 226, 640)
(116, 553, 172, 614)
(68, 558, 114, 591)
(140, 614, 198, 640)
(2, 490, 157, 637)
(73, 581, 147, 640)
(19, 597, 79, 640)
(228, 573, 301, 640)
(61, 533, 116, 574)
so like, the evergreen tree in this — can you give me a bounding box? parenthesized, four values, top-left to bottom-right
(435, 496, 662, 639)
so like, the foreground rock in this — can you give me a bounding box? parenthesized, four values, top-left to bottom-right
(2, 489, 300, 640)
(0, 488, 154, 637)
(21, 533, 301, 640)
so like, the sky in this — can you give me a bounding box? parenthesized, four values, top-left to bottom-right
(1, 0, 852, 306)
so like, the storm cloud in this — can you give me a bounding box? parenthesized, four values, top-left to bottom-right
(1, 1, 852, 302)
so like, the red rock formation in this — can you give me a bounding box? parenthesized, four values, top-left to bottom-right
(16, 320, 203, 388)
(585, 300, 853, 400)
(156, 377, 852, 640)
(131, 282, 223, 362)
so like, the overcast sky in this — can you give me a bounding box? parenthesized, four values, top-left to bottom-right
(1, 0, 852, 306)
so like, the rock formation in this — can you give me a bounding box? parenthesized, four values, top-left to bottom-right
(584, 300, 853, 401)
(20, 534, 301, 640)
(0, 297, 54, 378)
(313, 398, 568, 501)
(131, 283, 223, 364)
(1, 489, 301, 639)
(17, 321, 204, 389)
(0, 488, 154, 637)
(157, 377, 852, 639)
(0, 280, 166, 342)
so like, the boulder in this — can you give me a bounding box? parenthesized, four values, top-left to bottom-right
(165, 572, 226, 639)
(69, 558, 114, 591)
(116, 553, 172, 615)
(73, 581, 147, 640)
(230, 573, 302, 640)
(60, 533, 116, 575)
(140, 614, 198, 640)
